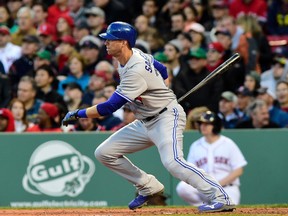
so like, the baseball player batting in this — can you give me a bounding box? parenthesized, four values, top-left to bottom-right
(62, 21, 235, 213)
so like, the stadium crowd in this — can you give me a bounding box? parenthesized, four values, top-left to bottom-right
(1, 0, 288, 132)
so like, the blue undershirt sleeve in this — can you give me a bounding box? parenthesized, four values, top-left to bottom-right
(153, 59, 168, 80)
(96, 91, 128, 116)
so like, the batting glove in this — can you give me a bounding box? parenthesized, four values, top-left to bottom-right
(62, 109, 80, 126)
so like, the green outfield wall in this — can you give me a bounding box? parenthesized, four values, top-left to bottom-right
(0, 129, 287, 207)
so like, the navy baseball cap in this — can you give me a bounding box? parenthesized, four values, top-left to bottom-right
(63, 82, 83, 92)
(236, 86, 253, 96)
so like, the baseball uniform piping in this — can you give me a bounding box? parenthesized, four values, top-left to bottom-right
(171, 107, 230, 205)
(115, 90, 133, 102)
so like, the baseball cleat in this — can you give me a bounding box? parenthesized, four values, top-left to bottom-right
(198, 202, 236, 213)
(128, 190, 164, 210)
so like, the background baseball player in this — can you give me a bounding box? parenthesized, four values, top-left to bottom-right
(176, 110, 247, 206)
(62, 21, 236, 213)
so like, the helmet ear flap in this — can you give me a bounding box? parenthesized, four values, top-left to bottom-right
(212, 115, 222, 134)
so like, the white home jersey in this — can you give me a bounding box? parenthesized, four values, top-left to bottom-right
(0, 42, 21, 73)
(188, 135, 247, 186)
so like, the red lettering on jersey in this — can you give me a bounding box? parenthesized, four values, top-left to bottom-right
(215, 157, 229, 165)
(196, 157, 207, 167)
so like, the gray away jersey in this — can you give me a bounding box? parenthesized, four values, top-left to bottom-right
(116, 48, 176, 120)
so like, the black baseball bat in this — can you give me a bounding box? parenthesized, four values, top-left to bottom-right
(177, 53, 241, 103)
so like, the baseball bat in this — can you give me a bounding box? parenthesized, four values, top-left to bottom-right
(177, 53, 241, 103)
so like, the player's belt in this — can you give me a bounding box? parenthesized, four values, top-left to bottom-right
(142, 107, 168, 122)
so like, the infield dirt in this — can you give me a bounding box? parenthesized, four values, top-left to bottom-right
(0, 207, 288, 215)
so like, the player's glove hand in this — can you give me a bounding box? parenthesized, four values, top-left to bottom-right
(62, 109, 80, 126)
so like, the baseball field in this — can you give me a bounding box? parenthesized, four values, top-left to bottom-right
(0, 205, 287, 215)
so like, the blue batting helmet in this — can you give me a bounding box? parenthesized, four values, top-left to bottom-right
(99, 21, 137, 48)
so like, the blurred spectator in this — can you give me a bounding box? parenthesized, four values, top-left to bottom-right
(26, 102, 62, 132)
(11, 7, 37, 46)
(206, 41, 224, 73)
(82, 70, 107, 106)
(120, 103, 136, 126)
(236, 99, 280, 128)
(91, 0, 131, 24)
(177, 110, 247, 205)
(244, 71, 260, 97)
(229, 0, 267, 24)
(187, 22, 207, 51)
(85, 7, 107, 38)
(256, 87, 288, 128)
(37, 23, 57, 55)
(22, 0, 36, 8)
(0, 26, 21, 74)
(56, 35, 78, 75)
(145, 27, 165, 54)
(177, 48, 223, 113)
(164, 39, 184, 78)
(32, 3, 48, 28)
(47, 0, 70, 27)
(79, 35, 103, 75)
(68, 0, 86, 24)
(235, 86, 254, 120)
(183, 3, 198, 32)
(103, 81, 118, 98)
(34, 65, 66, 108)
(209, 0, 229, 30)
(236, 14, 272, 72)
(214, 28, 232, 53)
(191, 0, 212, 30)
(135, 39, 151, 54)
(8, 98, 29, 132)
(261, 57, 288, 96)
(142, 0, 162, 28)
(0, 74, 11, 108)
(218, 91, 243, 129)
(92, 93, 122, 131)
(6, 0, 23, 21)
(185, 106, 209, 130)
(176, 32, 192, 57)
(33, 50, 57, 76)
(54, 102, 70, 131)
(63, 82, 83, 111)
(73, 104, 99, 131)
(169, 12, 186, 40)
(267, 0, 288, 35)
(95, 60, 115, 83)
(164, 39, 189, 99)
(0, 108, 15, 132)
(58, 53, 89, 95)
(134, 15, 152, 41)
(159, 0, 183, 40)
(215, 28, 246, 92)
(276, 81, 288, 112)
(72, 19, 90, 47)
(219, 16, 259, 72)
(17, 76, 43, 124)
(273, 46, 288, 59)
(0, 5, 18, 33)
(56, 14, 74, 39)
(8, 35, 40, 93)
